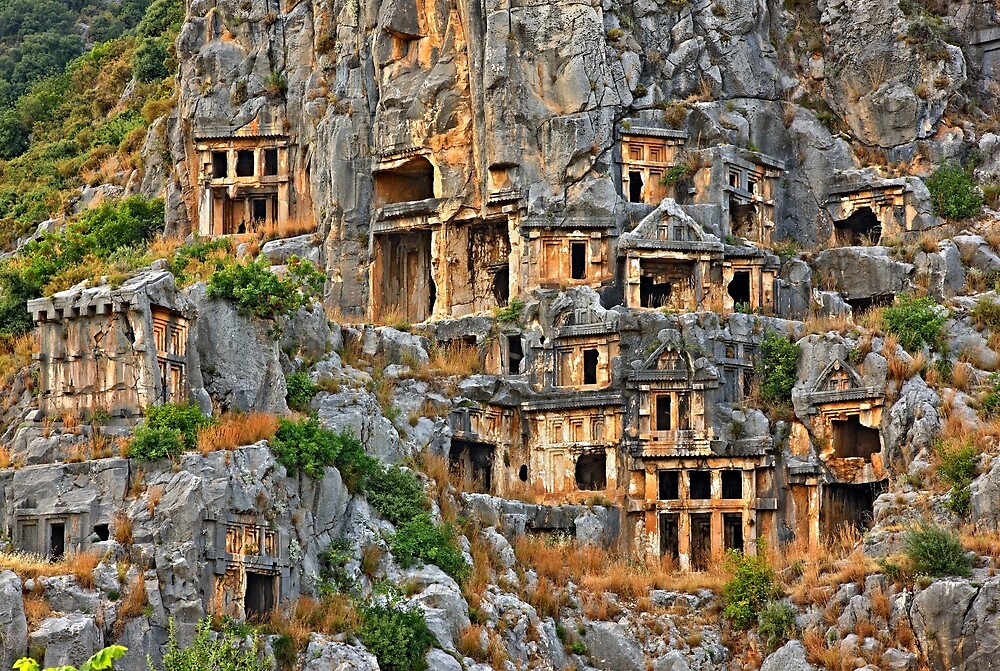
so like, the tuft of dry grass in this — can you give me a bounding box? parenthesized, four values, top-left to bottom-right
(0, 445, 12, 469)
(0, 333, 35, 391)
(146, 485, 164, 516)
(870, 585, 892, 621)
(196, 412, 279, 455)
(801, 311, 853, 336)
(961, 526, 1000, 562)
(360, 544, 383, 581)
(951, 361, 977, 392)
(803, 628, 842, 669)
(114, 572, 148, 636)
(23, 592, 53, 630)
(0, 551, 99, 588)
(269, 595, 361, 651)
(425, 341, 483, 377)
(113, 511, 133, 547)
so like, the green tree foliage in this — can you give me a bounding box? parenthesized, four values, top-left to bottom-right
(721, 549, 779, 630)
(904, 521, 972, 577)
(128, 425, 184, 461)
(358, 602, 436, 671)
(757, 331, 801, 405)
(132, 38, 169, 82)
(285, 372, 318, 412)
(207, 256, 325, 322)
(926, 162, 984, 220)
(936, 440, 978, 516)
(143, 402, 210, 450)
(0, 197, 164, 335)
(270, 417, 363, 479)
(882, 294, 947, 352)
(15, 645, 126, 671)
(0, 0, 82, 107)
(160, 619, 271, 671)
(390, 513, 470, 583)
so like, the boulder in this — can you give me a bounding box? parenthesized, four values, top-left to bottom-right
(760, 640, 818, 671)
(813, 247, 913, 303)
(0, 571, 27, 669)
(302, 635, 380, 670)
(583, 621, 644, 671)
(260, 234, 322, 265)
(911, 579, 979, 671)
(30, 614, 103, 668)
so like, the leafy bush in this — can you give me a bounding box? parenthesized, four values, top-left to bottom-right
(972, 296, 1000, 330)
(937, 440, 978, 516)
(128, 426, 183, 461)
(757, 331, 801, 405)
(366, 465, 428, 527)
(285, 372, 318, 412)
(160, 618, 271, 671)
(493, 298, 525, 324)
(271, 417, 349, 479)
(144, 402, 211, 450)
(721, 549, 779, 630)
(358, 602, 436, 671)
(390, 513, 470, 583)
(882, 294, 947, 352)
(93, 110, 145, 148)
(207, 256, 325, 322)
(132, 38, 169, 82)
(318, 537, 354, 595)
(926, 162, 983, 220)
(904, 522, 972, 577)
(757, 601, 796, 652)
(983, 373, 1000, 419)
(15, 644, 126, 671)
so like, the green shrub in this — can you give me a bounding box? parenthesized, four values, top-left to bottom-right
(207, 256, 325, 322)
(137, 0, 185, 37)
(983, 373, 1000, 419)
(926, 162, 983, 220)
(160, 618, 271, 671)
(358, 602, 436, 671)
(493, 298, 525, 324)
(144, 402, 211, 450)
(133, 38, 169, 82)
(168, 237, 234, 285)
(318, 537, 353, 595)
(285, 372, 318, 412)
(366, 465, 428, 527)
(93, 110, 145, 148)
(757, 601, 796, 652)
(882, 294, 947, 352)
(128, 426, 183, 461)
(972, 296, 1000, 330)
(271, 417, 348, 479)
(757, 331, 801, 405)
(937, 440, 978, 517)
(15, 644, 126, 671)
(568, 641, 588, 655)
(721, 549, 779, 630)
(389, 513, 470, 583)
(904, 521, 972, 577)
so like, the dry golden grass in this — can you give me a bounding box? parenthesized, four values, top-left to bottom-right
(0, 551, 99, 588)
(870, 585, 892, 621)
(457, 624, 489, 663)
(426, 341, 483, 377)
(360, 544, 383, 581)
(113, 511, 133, 546)
(800, 311, 853, 336)
(803, 628, 842, 669)
(196, 412, 279, 455)
(145, 236, 185, 262)
(114, 572, 148, 636)
(23, 592, 53, 630)
(373, 305, 412, 330)
(0, 333, 35, 391)
(0, 445, 11, 469)
(146, 485, 165, 516)
(269, 595, 361, 651)
(951, 361, 978, 392)
(961, 526, 1000, 562)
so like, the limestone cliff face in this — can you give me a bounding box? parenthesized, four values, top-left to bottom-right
(153, 0, 994, 316)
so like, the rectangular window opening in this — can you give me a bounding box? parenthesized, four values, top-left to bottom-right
(688, 471, 711, 499)
(570, 242, 587, 280)
(658, 471, 679, 500)
(212, 151, 228, 179)
(263, 148, 279, 176)
(583, 349, 599, 385)
(49, 522, 65, 559)
(628, 171, 644, 202)
(507, 336, 523, 375)
(236, 150, 255, 177)
(723, 513, 744, 552)
(655, 395, 671, 431)
(721, 470, 743, 500)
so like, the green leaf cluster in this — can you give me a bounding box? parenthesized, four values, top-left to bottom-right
(757, 601, 796, 652)
(160, 619, 271, 671)
(15, 645, 126, 671)
(721, 549, 780, 630)
(757, 331, 801, 405)
(926, 162, 983, 220)
(358, 602, 436, 671)
(270, 417, 370, 480)
(390, 512, 470, 583)
(882, 294, 947, 352)
(904, 521, 972, 577)
(128, 402, 211, 461)
(936, 440, 978, 517)
(207, 256, 325, 322)
(285, 372, 318, 412)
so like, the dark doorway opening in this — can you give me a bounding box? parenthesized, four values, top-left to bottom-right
(375, 231, 434, 323)
(846, 294, 893, 314)
(93, 524, 110, 542)
(728, 271, 751, 309)
(640, 275, 672, 308)
(729, 197, 758, 238)
(518, 464, 528, 482)
(212, 151, 228, 179)
(236, 150, 255, 177)
(251, 198, 267, 223)
(658, 470, 679, 500)
(721, 470, 743, 500)
(575, 452, 606, 491)
(689, 471, 711, 499)
(450, 440, 495, 494)
(583, 349, 599, 385)
(690, 513, 712, 570)
(723, 513, 744, 552)
(628, 171, 644, 202)
(263, 148, 278, 176)
(655, 395, 672, 431)
(831, 416, 880, 459)
(245, 572, 276, 621)
(570, 242, 587, 280)
(49, 522, 65, 560)
(660, 513, 679, 560)
(492, 266, 510, 306)
(821, 481, 887, 536)
(507, 335, 523, 375)
(834, 207, 881, 246)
